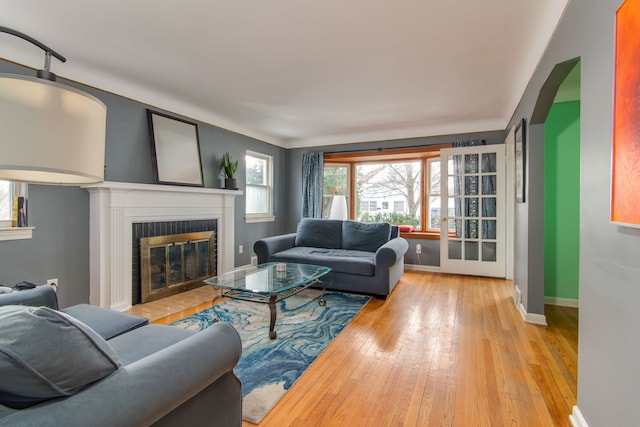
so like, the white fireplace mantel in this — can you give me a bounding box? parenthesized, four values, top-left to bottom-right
(84, 181, 242, 311)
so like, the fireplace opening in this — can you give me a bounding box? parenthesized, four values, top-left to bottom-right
(140, 231, 216, 303)
(132, 219, 218, 305)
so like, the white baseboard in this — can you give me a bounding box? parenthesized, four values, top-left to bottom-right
(514, 284, 548, 325)
(569, 406, 589, 427)
(544, 296, 579, 308)
(521, 305, 548, 325)
(404, 264, 441, 273)
(513, 285, 522, 307)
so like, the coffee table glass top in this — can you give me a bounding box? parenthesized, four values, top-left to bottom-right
(204, 262, 331, 295)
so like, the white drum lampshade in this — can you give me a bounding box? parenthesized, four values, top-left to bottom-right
(0, 74, 106, 185)
(329, 195, 348, 220)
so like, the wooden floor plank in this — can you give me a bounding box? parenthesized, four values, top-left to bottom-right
(127, 271, 578, 426)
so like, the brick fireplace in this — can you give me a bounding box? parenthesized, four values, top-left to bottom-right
(84, 182, 241, 311)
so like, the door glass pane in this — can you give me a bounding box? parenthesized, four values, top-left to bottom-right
(482, 198, 496, 217)
(465, 176, 479, 195)
(465, 198, 479, 217)
(482, 242, 497, 262)
(465, 154, 479, 173)
(465, 220, 479, 239)
(448, 155, 462, 174)
(450, 218, 462, 236)
(482, 220, 497, 239)
(482, 176, 496, 195)
(448, 240, 462, 259)
(465, 242, 479, 260)
(482, 153, 497, 173)
(448, 176, 462, 196)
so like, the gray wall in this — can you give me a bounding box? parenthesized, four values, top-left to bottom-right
(0, 60, 287, 307)
(509, 0, 639, 424)
(287, 130, 507, 268)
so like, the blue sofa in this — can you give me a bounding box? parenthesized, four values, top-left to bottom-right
(254, 219, 409, 298)
(0, 285, 242, 427)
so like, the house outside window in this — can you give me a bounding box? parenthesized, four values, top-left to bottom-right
(323, 145, 450, 238)
(245, 151, 275, 223)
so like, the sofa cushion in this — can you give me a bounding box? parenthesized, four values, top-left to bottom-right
(62, 304, 149, 340)
(341, 221, 391, 252)
(272, 247, 376, 276)
(0, 305, 121, 409)
(295, 218, 343, 249)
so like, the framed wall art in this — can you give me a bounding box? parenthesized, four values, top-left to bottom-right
(611, 0, 640, 227)
(147, 110, 204, 187)
(514, 118, 526, 203)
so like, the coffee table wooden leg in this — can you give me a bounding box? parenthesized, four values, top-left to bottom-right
(268, 296, 277, 339)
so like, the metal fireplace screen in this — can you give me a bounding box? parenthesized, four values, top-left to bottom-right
(140, 231, 216, 303)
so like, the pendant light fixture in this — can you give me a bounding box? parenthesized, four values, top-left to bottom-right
(0, 26, 106, 185)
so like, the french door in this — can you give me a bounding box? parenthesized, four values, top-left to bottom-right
(440, 145, 506, 277)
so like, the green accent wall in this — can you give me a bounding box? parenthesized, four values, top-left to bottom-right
(544, 100, 580, 300)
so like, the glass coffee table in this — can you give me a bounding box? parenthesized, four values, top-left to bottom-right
(204, 262, 331, 339)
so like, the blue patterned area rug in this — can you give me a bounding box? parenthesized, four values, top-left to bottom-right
(170, 289, 370, 424)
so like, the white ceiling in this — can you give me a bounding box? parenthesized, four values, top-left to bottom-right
(1, 0, 568, 149)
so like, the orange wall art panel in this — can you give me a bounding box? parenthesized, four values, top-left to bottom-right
(612, 0, 640, 227)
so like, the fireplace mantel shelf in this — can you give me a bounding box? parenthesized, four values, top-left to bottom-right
(85, 181, 241, 311)
(83, 181, 243, 196)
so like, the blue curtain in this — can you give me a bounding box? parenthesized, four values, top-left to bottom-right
(301, 152, 324, 218)
(452, 140, 486, 238)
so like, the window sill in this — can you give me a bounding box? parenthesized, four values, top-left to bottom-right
(245, 215, 276, 224)
(0, 227, 35, 241)
(400, 231, 440, 240)
(399, 231, 457, 240)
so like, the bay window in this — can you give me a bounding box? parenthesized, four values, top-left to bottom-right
(323, 146, 450, 238)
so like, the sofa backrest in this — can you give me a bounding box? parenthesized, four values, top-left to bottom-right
(295, 218, 395, 252)
(341, 221, 391, 252)
(295, 218, 343, 249)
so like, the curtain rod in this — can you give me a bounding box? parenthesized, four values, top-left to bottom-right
(320, 138, 485, 155)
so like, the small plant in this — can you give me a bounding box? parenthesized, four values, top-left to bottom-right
(220, 152, 238, 179)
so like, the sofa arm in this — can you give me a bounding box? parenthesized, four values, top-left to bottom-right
(375, 237, 409, 268)
(253, 233, 297, 264)
(0, 322, 242, 427)
(0, 285, 58, 310)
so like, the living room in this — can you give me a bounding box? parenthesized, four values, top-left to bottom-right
(0, 1, 638, 426)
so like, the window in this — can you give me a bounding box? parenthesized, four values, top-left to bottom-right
(356, 160, 421, 227)
(245, 151, 275, 223)
(323, 146, 451, 238)
(427, 157, 456, 232)
(0, 180, 12, 227)
(322, 164, 350, 219)
(0, 181, 32, 240)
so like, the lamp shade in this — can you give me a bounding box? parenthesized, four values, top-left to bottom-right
(329, 195, 348, 220)
(0, 74, 106, 185)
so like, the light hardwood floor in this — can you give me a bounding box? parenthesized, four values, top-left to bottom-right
(128, 271, 578, 427)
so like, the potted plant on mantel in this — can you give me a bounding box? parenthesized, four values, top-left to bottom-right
(220, 152, 239, 190)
